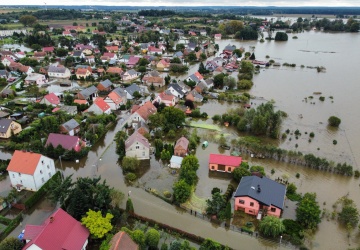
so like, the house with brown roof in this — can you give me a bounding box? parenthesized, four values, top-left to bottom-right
(76, 68, 91, 79)
(86, 98, 112, 115)
(126, 101, 157, 126)
(7, 150, 56, 191)
(125, 131, 150, 160)
(60, 119, 80, 136)
(174, 136, 189, 157)
(0, 119, 22, 139)
(22, 208, 89, 250)
(126, 56, 140, 68)
(104, 87, 127, 110)
(40, 93, 60, 107)
(107, 67, 123, 75)
(97, 79, 113, 91)
(109, 231, 138, 250)
(142, 71, 164, 87)
(34, 51, 47, 60)
(153, 92, 176, 107)
(105, 45, 119, 53)
(45, 133, 86, 152)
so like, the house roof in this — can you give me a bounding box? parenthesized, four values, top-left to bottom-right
(45, 133, 83, 152)
(43, 46, 54, 52)
(127, 56, 140, 65)
(168, 83, 185, 95)
(74, 99, 88, 105)
(234, 176, 286, 209)
(23, 208, 89, 250)
(170, 155, 183, 165)
(61, 119, 80, 131)
(6, 150, 43, 175)
(108, 91, 123, 105)
(125, 83, 141, 97)
(105, 45, 119, 51)
(94, 98, 111, 112)
(76, 68, 88, 75)
(60, 105, 77, 114)
(25, 73, 44, 81)
(44, 93, 60, 105)
(103, 52, 115, 58)
(79, 86, 98, 99)
(0, 118, 13, 133)
(126, 69, 138, 75)
(99, 79, 113, 88)
(175, 136, 189, 150)
(134, 101, 157, 121)
(107, 67, 123, 74)
(109, 231, 138, 250)
(48, 65, 67, 74)
(157, 92, 174, 102)
(125, 131, 150, 150)
(209, 154, 242, 167)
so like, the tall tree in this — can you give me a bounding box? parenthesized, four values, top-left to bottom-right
(296, 192, 321, 229)
(259, 216, 285, 237)
(0, 237, 24, 250)
(19, 15, 37, 27)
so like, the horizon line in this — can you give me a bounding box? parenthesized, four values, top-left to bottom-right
(1, 5, 360, 8)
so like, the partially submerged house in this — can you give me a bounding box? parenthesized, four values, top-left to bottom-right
(208, 154, 242, 173)
(174, 136, 189, 157)
(7, 150, 56, 192)
(125, 131, 150, 160)
(234, 176, 286, 218)
(45, 133, 86, 152)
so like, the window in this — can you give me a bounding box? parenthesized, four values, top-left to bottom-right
(47, 165, 50, 169)
(41, 177, 45, 183)
(142, 151, 145, 156)
(41, 160, 44, 164)
(270, 207, 276, 212)
(136, 146, 140, 149)
(40, 170, 43, 174)
(211, 166, 214, 170)
(250, 202, 254, 207)
(20, 180, 23, 184)
(12, 174, 15, 178)
(227, 167, 232, 172)
(239, 200, 245, 204)
(18, 173, 21, 177)
(49, 173, 52, 177)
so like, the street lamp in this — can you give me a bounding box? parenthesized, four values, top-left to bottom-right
(279, 235, 282, 248)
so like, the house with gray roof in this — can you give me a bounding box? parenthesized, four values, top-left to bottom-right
(0, 118, 22, 139)
(48, 66, 71, 78)
(124, 83, 142, 100)
(234, 176, 286, 218)
(59, 105, 78, 116)
(167, 83, 185, 98)
(0, 70, 9, 79)
(97, 79, 113, 91)
(125, 131, 150, 160)
(59, 118, 80, 136)
(77, 86, 99, 101)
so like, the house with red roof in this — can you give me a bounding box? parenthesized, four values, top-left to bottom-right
(105, 45, 119, 53)
(125, 131, 150, 160)
(7, 150, 56, 191)
(40, 93, 60, 107)
(106, 67, 123, 75)
(214, 34, 222, 40)
(42, 46, 55, 53)
(1, 56, 15, 66)
(109, 231, 139, 250)
(208, 154, 242, 173)
(148, 46, 163, 55)
(76, 68, 91, 79)
(174, 136, 189, 157)
(103, 52, 118, 60)
(126, 56, 140, 68)
(45, 133, 86, 152)
(73, 99, 89, 105)
(156, 59, 170, 71)
(23, 208, 90, 250)
(86, 97, 111, 115)
(153, 92, 176, 107)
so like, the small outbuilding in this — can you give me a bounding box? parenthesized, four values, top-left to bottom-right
(170, 155, 183, 169)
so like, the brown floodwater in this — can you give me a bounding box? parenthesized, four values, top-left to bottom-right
(3, 30, 360, 249)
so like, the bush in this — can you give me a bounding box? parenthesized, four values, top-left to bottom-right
(354, 170, 360, 178)
(328, 116, 341, 127)
(125, 173, 137, 182)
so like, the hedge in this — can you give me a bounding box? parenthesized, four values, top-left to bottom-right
(0, 212, 23, 241)
(24, 171, 61, 210)
(0, 216, 12, 225)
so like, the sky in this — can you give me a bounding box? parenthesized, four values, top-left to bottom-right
(1, 0, 360, 7)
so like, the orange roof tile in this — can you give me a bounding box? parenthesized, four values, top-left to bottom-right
(94, 98, 110, 112)
(74, 99, 88, 105)
(7, 150, 42, 175)
(108, 92, 123, 105)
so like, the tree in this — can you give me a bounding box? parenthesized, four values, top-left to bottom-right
(162, 106, 186, 131)
(223, 76, 236, 90)
(145, 228, 161, 248)
(180, 155, 199, 185)
(214, 73, 226, 88)
(19, 15, 37, 27)
(121, 156, 140, 173)
(259, 216, 285, 238)
(173, 179, 191, 204)
(199, 239, 223, 250)
(232, 167, 251, 182)
(126, 198, 135, 214)
(239, 60, 254, 74)
(206, 192, 226, 216)
(296, 192, 321, 229)
(0, 237, 24, 250)
(328, 116, 341, 127)
(275, 32, 289, 41)
(339, 205, 359, 227)
(81, 209, 114, 239)
(64, 94, 74, 105)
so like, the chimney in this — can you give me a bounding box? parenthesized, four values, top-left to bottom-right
(257, 184, 261, 193)
(49, 216, 54, 223)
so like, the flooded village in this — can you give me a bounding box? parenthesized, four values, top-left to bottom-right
(0, 5, 360, 250)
